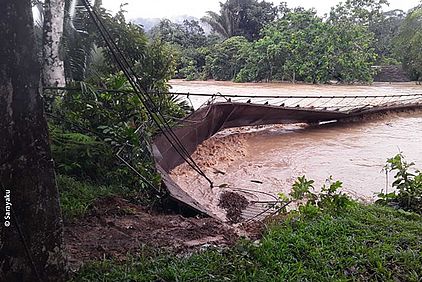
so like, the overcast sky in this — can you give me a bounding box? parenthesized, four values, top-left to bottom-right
(101, 0, 421, 20)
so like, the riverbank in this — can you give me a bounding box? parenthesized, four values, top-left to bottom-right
(62, 153, 422, 281)
(71, 203, 422, 281)
(60, 176, 263, 272)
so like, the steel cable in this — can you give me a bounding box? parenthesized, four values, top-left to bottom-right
(80, 0, 213, 186)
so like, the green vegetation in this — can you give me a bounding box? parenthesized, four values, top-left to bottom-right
(46, 6, 190, 203)
(370, 9, 406, 64)
(207, 36, 251, 81)
(58, 175, 135, 220)
(235, 8, 376, 83)
(149, 19, 216, 80)
(377, 153, 422, 214)
(284, 175, 354, 215)
(201, 0, 279, 41)
(73, 204, 422, 281)
(150, 0, 422, 83)
(395, 5, 422, 81)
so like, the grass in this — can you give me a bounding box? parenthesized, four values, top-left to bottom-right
(72, 204, 422, 281)
(58, 175, 134, 220)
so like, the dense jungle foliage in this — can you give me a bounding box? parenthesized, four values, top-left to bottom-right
(151, 0, 422, 83)
(37, 3, 191, 209)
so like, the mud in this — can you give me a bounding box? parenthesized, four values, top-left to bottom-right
(64, 196, 263, 269)
(169, 131, 252, 220)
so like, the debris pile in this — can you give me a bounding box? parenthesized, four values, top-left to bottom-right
(218, 191, 249, 223)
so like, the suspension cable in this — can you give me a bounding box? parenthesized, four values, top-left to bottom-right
(80, 0, 213, 186)
(42, 86, 422, 100)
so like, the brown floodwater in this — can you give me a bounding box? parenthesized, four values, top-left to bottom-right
(169, 80, 422, 219)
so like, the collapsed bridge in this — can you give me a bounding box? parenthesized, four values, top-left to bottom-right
(152, 92, 422, 219)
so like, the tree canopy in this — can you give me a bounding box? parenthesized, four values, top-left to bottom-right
(395, 5, 422, 81)
(151, 0, 422, 83)
(206, 7, 377, 83)
(202, 0, 278, 41)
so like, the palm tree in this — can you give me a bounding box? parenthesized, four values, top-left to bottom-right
(62, 0, 99, 81)
(201, 7, 239, 39)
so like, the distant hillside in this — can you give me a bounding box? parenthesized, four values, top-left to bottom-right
(132, 15, 211, 33)
(131, 17, 161, 31)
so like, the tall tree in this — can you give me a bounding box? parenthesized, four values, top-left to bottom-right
(182, 19, 208, 48)
(395, 5, 422, 81)
(225, 0, 279, 40)
(329, 0, 389, 25)
(43, 0, 66, 87)
(0, 0, 66, 281)
(202, 0, 278, 41)
(370, 9, 405, 62)
(201, 8, 238, 39)
(207, 36, 251, 80)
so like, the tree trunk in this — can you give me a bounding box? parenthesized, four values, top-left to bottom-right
(0, 1, 66, 281)
(43, 0, 66, 87)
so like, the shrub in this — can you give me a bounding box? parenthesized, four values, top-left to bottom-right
(280, 175, 354, 216)
(377, 153, 422, 214)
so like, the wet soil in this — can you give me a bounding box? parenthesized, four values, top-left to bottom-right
(64, 196, 263, 269)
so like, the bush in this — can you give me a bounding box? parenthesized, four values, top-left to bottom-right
(377, 153, 422, 214)
(50, 124, 115, 180)
(279, 175, 354, 217)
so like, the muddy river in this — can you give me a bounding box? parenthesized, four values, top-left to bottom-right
(169, 80, 422, 219)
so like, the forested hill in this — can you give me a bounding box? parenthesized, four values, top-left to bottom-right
(132, 15, 211, 32)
